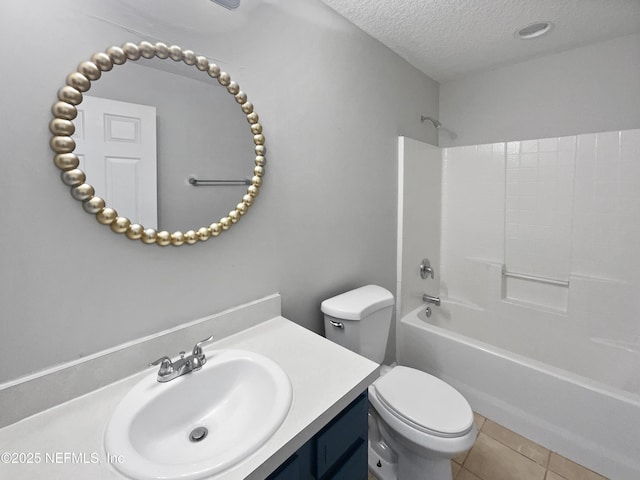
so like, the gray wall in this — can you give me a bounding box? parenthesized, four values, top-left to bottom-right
(0, 0, 438, 383)
(439, 32, 640, 147)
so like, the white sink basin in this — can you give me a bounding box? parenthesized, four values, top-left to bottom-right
(104, 349, 293, 480)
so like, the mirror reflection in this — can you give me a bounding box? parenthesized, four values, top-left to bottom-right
(74, 58, 255, 232)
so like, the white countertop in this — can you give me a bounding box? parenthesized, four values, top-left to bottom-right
(0, 316, 379, 480)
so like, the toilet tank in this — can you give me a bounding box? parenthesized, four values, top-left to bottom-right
(321, 285, 394, 364)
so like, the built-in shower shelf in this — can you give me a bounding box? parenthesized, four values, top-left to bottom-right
(501, 296, 569, 316)
(502, 266, 569, 313)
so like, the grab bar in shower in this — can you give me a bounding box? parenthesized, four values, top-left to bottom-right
(501, 265, 569, 287)
(188, 177, 251, 186)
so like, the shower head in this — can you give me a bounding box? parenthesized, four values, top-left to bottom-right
(421, 116, 442, 129)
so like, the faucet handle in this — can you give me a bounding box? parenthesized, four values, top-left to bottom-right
(192, 335, 214, 357)
(420, 258, 435, 279)
(149, 356, 174, 376)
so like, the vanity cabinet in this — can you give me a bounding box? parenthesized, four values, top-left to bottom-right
(267, 392, 368, 480)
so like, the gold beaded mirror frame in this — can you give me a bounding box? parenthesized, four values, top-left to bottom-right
(49, 41, 266, 247)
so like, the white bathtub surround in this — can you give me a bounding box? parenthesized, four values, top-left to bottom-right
(504, 136, 576, 313)
(440, 142, 505, 310)
(396, 128, 640, 479)
(505, 136, 576, 282)
(438, 128, 640, 394)
(0, 304, 379, 479)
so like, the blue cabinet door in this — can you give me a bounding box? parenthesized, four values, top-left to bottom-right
(324, 439, 367, 480)
(267, 392, 368, 480)
(315, 394, 368, 478)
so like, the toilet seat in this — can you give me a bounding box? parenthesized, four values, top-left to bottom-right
(370, 366, 474, 438)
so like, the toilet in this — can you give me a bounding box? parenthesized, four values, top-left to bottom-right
(321, 285, 477, 480)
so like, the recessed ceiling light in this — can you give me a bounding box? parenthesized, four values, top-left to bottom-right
(211, 0, 240, 9)
(516, 21, 554, 39)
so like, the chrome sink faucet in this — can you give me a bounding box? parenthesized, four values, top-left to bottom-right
(150, 335, 214, 383)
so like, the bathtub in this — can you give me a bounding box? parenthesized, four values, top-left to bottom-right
(398, 303, 640, 480)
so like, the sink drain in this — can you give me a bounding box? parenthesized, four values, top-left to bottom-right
(189, 426, 208, 442)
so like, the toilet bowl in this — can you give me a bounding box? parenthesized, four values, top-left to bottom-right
(321, 285, 477, 480)
(367, 366, 476, 480)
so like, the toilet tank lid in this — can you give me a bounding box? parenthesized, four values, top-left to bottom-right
(321, 285, 394, 321)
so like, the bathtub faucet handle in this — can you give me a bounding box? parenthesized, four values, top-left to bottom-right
(420, 258, 435, 279)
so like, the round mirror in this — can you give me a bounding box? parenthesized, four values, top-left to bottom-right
(49, 41, 266, 247)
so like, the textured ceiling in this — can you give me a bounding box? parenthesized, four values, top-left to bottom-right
(320, 0, 640, 82)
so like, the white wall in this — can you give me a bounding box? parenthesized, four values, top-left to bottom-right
(439, 33, 640, 147)
(0, 0, 439, 383)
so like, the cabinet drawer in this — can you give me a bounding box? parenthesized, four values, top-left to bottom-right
(316, 393, 368, 478)
(325, 439, 367, 480)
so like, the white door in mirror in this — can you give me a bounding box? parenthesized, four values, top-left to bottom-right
(74, 95, 158, 229)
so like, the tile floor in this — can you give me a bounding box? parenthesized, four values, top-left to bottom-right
(368, 413, 608, 480)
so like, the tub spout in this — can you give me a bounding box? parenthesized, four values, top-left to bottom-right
(422, 294, 440, 306)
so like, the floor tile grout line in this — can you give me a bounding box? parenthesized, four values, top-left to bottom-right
(461, 432, 548, 475)
(476, 417, 607, 479)
(478, 423, 551, 468)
